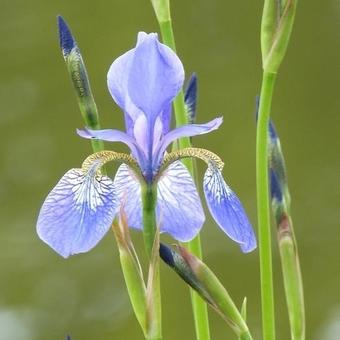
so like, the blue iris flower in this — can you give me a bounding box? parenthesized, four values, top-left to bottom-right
(37, 32, 256, 258)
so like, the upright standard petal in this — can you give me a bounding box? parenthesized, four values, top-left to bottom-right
(37, 166, 118, 258)
(107, 32, 148, 111)
(128, 33, 184, 119)
(157, 161, 205, 241)
(107, 32, 182, 135)
(107, 48, 144, 136)
(203, 166, 256, 253)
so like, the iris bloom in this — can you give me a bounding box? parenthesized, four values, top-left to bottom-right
(37, 32, 256, 258)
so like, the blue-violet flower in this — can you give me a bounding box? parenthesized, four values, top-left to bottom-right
(37, 32, 256, 258)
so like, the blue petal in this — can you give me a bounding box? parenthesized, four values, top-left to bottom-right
(113, 161, 205, 241)
(160, 104, 172, 135)
(77, 127, 146, 168)
(37, 167, 118, 258)
(107, 48, 144, 136)
(203, 166, 256, 253)
(128, 33, 184, 119)
(113, 164, 143, 230)
(153, 117, 223, 169)
(157, 161, 205, 241)
(107, 32, 181, 135)
(107, 49, 134, 111)
(106, 33, 149, 110)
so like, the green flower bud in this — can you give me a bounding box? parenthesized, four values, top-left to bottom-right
(160, 243, 253, 340)
(112, 210, 147, 335)
(57, 16, 104, 152)
(261, 0, 298, 73)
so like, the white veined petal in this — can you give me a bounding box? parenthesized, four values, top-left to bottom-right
(157, 161, 205, 241)
(113, 164, 143, 230)
(37, 168, 118, 258)
(114, 161, 205, 242)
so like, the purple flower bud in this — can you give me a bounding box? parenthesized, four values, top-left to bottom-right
(57, 16, 76, 58)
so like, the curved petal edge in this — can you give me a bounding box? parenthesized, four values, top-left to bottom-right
(37, 168, 118, 258)
(203, 166, 257, 253)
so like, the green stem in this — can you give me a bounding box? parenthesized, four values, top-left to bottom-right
(187, 236, 211, 340)
(256, 71, 277, 340)
(112, 223, 147, 336)
(239, 333, 253, 340)
(141, 184, 162, 340)
(196, 261, 253, 340)
(159, 18, 211, 340)
(142, 184, 158, 257)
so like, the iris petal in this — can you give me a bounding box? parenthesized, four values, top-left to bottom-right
(37, 166, 118, 258)
(107, 49, 134, 111)
(113, 164, 143, 230)
(160, 105, 172, 135)
(128, 33, 184, 119)
(157, 161, 205, 241)
(113, 161, 205, 241)
(77, 127, 145, 167)
(153, 117, 223, 169)
(107, 32, 182, 136)
(203, 166, 256, 253)
(106, 46, 144, 136)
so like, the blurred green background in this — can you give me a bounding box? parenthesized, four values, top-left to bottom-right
(1, 0, 339, 339)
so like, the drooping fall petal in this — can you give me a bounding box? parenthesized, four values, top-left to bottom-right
(203, 166, 256, 253)
(113, 161, 205, 242)
(37, 164, 118, 258)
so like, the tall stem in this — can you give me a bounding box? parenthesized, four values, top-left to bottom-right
(159, 18, 211, 340)
(256, 71, 277, 340)
(141, 184, 162, 340)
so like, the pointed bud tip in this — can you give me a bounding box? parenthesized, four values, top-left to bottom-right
(186, 73, 197, 92)
(184, 73, 198, 123)
(57, 16, 76, 56)
(159, 243, 175, 268)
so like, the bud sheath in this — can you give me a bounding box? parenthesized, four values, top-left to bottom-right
(160, 244, 253, 340)
(268, 120, 305, 340)
(112, 212, 147, 335)
(57, 16, 104, 153)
